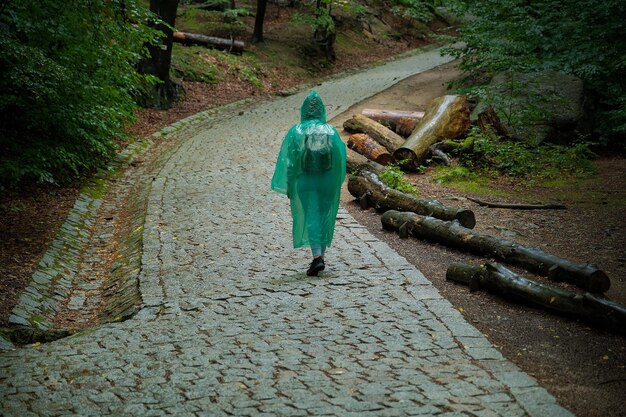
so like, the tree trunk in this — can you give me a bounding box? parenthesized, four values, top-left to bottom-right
(343, 114, 405, 152)
(347, 134, 394, 165)
(382, 210, 611, 293)
(447, 262, 625, 332)
(137, 0, 181, 109)
(362, 109, 424, 137)
(252, 0, 268, 43)
(348, 169, 476, 228)
(173, 32, 245, 53)
(393, 95, 470, 170)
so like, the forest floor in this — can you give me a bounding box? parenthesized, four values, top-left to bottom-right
(1, 5, 625, 416)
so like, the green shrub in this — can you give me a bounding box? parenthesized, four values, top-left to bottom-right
(0, 0, 158, 189)
(379, 163, 420, 196)
(441, 127, 595, 182)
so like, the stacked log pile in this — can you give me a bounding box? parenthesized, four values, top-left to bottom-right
(339, 94, 622, 332)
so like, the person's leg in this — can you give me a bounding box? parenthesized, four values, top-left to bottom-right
(311, 245, 323, 258)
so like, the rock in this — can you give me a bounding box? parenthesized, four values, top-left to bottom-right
(471, 70, 586, 145)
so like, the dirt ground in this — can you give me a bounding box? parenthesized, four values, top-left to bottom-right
(332, 61, 626, 417)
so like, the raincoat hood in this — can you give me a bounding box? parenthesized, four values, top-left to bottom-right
(300, 91, 326, 123)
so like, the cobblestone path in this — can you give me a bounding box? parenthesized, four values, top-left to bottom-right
(0, 48, 575, 417)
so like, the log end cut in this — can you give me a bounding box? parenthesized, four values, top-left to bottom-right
(455, 209, 476, 229)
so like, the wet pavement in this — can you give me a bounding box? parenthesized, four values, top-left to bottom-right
(0, 47, 575, 417)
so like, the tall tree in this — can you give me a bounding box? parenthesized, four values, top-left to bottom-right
(252, 0, 268, 43)
(138, 0, 180, 109)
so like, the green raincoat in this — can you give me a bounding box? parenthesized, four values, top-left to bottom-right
(271, 91, 347, 249)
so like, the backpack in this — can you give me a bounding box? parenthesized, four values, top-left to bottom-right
(301, 132, 333, 172)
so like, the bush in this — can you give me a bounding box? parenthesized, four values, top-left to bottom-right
(0, 0, 158, 189)
(440, 127, 595, 182)
(379, 163, 420, 196)
(442, 0, 626, 147)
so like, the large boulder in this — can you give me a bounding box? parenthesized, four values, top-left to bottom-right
(471, 70, 586, 145)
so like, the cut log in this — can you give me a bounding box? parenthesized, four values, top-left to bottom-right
(172, 31, 245, 53)
(362, 109, 425, 137)
(393, 95, 470, 170)
(346, 148, 368, 173)
(345, 152, 383, 175)
(467, 196, 566, 210)
(476, 106, 515, 138)
(446, 262, 625, 332)
(381, 210, 611, 293)
(347, 133, 394, 165)
(343, 114, 405, 152)
(348, 169, 476, 228)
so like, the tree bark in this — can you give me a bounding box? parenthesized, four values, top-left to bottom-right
(346, 148, 369, 173)
(343, 114, 405, 153)
(393, 95, 470, 170)
(347, 134, 394, 165)
(382, 210, 611, 293)
(447, 262, 625, 332)
(428, 142, 452, 166)
(348, 169, 476, 228)
(362, 109, 425, 137)
(173, 32, 245, 53)
(137, 0, 181, 109)
(476, 105, 515, 138)
(252, 0, 268, 43)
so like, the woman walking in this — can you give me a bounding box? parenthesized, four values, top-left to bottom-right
(271, 91, 346, 276)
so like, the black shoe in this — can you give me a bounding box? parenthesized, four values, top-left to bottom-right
(306, 257, 325, 276)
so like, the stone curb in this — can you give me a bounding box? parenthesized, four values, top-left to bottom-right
(0, 97, 271, 350)
(1, 139, 154, 348)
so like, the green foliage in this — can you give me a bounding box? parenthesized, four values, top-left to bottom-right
(443, 0, 626, 145)
(0, 0, 158, 188)
(391, 0, 434, 23)
(379, 163, 420, 196)
(291, 0, 370, 34)
(441, 127, 595, 182)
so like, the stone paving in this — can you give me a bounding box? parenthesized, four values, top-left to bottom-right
(0, 47, 575, 416)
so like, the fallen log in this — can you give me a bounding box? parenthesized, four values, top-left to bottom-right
(348, 133, 394, 165)
(467, 196, 566, 210)
(446, 262, 625, 332)
(362, 109, 424, 137)
(428, 142, 452, 166)
(381, 210, 610, 293)
(476, 105, 515, 138)
(345, 153, 383, 175)
(348, 169, 476, 228)
(172, 31, 245, 53)
(393, 95, 470, 170)
(343, 114, 405, 152)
